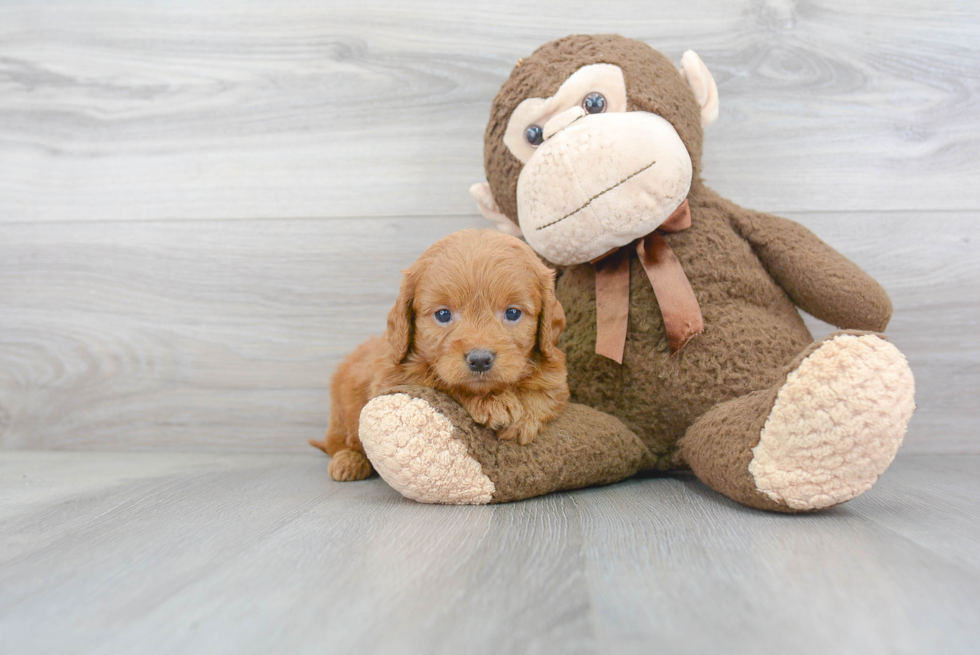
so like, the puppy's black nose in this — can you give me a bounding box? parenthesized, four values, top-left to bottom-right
(466, 349, 495, 373)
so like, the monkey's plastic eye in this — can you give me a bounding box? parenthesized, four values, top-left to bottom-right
(525, 125, 544, 147)
(582, 92, 606, 114)
(434, 309, 452, 324)
(504, 307, 523, 322)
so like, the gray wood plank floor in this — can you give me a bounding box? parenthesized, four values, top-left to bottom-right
(1, 451, 978, 654)
(2, 4, 978, 652)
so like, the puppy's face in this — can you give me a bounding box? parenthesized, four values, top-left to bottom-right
(387, 230, 565, 394)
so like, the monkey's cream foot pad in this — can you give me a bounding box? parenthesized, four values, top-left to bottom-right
(749, 334, 916, 511)
(360, 393, 496, 505)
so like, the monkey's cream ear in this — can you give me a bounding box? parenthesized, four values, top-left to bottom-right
(679, 50, 719, 128)
(469, 182, 523, 237)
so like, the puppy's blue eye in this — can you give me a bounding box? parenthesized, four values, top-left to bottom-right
(504, 308, 522, 322)
(434, 309, 452, 324)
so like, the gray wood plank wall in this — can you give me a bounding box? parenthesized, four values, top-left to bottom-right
(1, 1, 978, 453)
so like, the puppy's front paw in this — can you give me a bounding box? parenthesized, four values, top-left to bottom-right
(328, 449, 373, 481)
(496, 424, 521, 442)
(496, 419, 542, 445)
(517, 422, 540, 445)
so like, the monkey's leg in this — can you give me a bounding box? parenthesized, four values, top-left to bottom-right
(678, 332, 915, 512)
(358, 386, 652, 504)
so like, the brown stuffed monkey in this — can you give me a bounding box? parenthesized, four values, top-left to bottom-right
(357, 34, 915, 512)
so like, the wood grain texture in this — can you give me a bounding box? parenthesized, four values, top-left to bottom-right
(0, 215, 482, 451)
(0, 0, 978, 222)
(575, 455, 980, 655)
(1, 2, 977, 452)
(1, 451, 978, 654)
(2, 4, 977, 652)
(1, 212, 976, 453)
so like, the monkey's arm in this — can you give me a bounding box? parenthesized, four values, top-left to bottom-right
(729, 209, 892, 332)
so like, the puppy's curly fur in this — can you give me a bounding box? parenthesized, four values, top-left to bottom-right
(311, 229, 570, 481)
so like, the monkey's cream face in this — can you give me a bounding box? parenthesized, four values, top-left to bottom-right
(503, 64, 693, 265)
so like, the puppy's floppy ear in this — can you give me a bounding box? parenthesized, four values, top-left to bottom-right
(535, 261, 566, 362)
(387, 265, 420, 364)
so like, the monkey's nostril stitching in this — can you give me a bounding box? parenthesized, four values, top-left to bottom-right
(536, 160, 657, 231)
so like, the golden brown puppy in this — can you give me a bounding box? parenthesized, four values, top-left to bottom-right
(310, 229, 570, 481)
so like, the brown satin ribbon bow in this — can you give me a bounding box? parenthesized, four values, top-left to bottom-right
(592, 199, 704, 364)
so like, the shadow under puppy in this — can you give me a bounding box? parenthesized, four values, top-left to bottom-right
(311, 229, 570, 481)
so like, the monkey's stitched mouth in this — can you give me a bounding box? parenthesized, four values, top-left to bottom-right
(535, 160, 656, 231)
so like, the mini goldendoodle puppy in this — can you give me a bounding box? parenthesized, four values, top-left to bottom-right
(310, 229, 570, 481)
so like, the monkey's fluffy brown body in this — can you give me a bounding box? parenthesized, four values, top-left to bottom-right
(355, 35, 914, 512)
(312, 229, 569, 481)
(556, 187, 885, 469)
